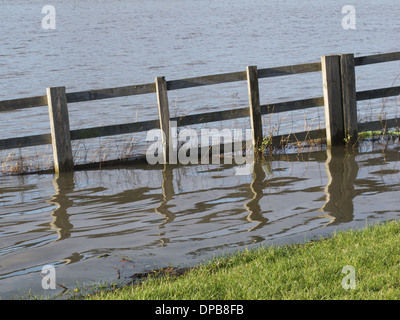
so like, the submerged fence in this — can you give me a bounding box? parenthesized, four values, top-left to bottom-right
(0, 51, 399, 173)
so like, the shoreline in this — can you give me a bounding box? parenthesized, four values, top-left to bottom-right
(75, 219, 400, 300)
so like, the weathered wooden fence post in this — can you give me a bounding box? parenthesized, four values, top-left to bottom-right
(155, 76, 171, 163)
(246, 66, 263, 153)
(321, 55, 345, 146)
(340, 53, 358, 143)
(46, 86, 74, 173)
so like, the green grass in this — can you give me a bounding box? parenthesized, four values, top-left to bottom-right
(358, 130, 400, 139)
(83, 219, 400, 300)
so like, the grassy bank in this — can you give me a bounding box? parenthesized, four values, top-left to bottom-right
(84, 219, 400, 300)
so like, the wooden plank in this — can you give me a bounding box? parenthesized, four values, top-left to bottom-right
(0, 118, 326, 152)
(356, 86, 400, 101)
(66, 83, 156, 104)
(247, 66, 263, 151)
(47, 87, 74, 172)
(257, 62, 321, 78)
(0, 95, 47, 112)
(271, 128, 326, 145)
(340, 54, 358, 142)
(321, 55, 345, 146)
(65, 62, 322, 99)
(70, 119, 159, 140)
(355, 51, 400, 66)
(2, 52, 398, 111)
(260, 97, 324, 115)
(68, 96, 326, 143)
(358, 118, 400, 132)
(0, 133, 51, 150)
(173, 97, 324, 127)
(172, 107, 249, 127)
(155, 76, 171, 163)
(167, 71, 247, 91)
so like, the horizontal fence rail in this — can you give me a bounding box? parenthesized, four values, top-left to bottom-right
(354, 51, 400, 66)
(66, 83, 157, 103)
(358, 118, 399, 133)
(356, 86, 400, 101)
(0, 95, 48, 112)
(258, 62, 322, 78)
(1, 51, 399, 173)
(0, 133, 51, 150)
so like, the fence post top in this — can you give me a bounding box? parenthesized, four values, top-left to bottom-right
(46, 87, 67, 95)
(47, 86, 66, 90)
(321, 54, 336, 58)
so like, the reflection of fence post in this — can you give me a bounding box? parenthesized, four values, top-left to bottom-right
(322, 55, 345, 146)
(340, 53, 358, 143)
(244, 161, 268, 232)
(155, 76, 171, 164)
(246, 66, 263, 153)
(319, 147, 358, 225)
(50, 172, 74, 240)
(155, 165, 175, 225)
(47, 87, 74, 173)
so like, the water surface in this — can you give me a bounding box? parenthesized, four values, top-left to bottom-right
(0, 0, 400, 298)
(1, 143, 400, 298)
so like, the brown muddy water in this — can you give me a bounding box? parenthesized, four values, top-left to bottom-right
(0, 141, 399, 298)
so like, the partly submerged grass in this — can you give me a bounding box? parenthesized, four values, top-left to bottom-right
(85, 219, 400, 300)
(358, 130, 400, 139)
(1, 127, 398, 176)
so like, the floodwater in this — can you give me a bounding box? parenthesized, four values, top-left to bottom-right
(0, 0, 400, 298)
(1, 143, 400, 298)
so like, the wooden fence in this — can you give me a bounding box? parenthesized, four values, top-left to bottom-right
(1, 51, 399, 173)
